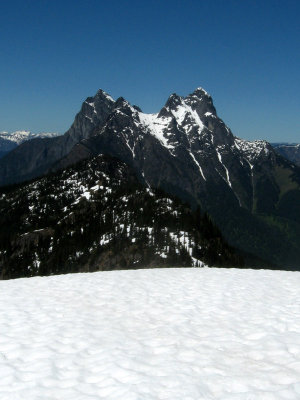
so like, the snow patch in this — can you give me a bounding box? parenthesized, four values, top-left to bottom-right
(234, 137, 270, 163)
(138, 112, 174, 149)
(189, 151, 206, 181)
(216, 148, 232, 188)
(170, 100, 204, 133)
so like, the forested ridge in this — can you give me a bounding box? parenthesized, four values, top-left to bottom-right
(0, 155, 242, 279)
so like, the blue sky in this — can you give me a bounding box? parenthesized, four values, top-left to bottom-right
(1, 0, 299, 142)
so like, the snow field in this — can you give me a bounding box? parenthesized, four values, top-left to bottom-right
(0, 267, 300, 399)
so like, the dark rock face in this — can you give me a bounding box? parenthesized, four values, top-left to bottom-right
(1, 87, 300, 268)
(0, 90, 115, 185)
(272, 143, 300, 166)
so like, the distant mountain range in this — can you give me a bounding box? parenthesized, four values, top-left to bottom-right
(272, 143, 300, 166)
(2, 131, 298, 168)
(0, 88, 299, 271)
(0, 131, 60, 159)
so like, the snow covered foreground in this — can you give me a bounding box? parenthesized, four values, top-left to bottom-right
(1, 268, 300, 400)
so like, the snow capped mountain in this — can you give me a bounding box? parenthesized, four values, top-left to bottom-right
(272, 143, 300, 166)
(0, 130, 60, 144)
(67, 87, 279, 217)
(0, 87, 299, 268)
(0, 131, 60, 159)
(88, 88, 272, 193)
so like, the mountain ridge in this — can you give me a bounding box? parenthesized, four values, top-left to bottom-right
(0, 154, 242, 279)
(0, 87, 299, 268)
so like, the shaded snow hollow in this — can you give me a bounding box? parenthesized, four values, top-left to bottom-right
(1, 268, 300, 399)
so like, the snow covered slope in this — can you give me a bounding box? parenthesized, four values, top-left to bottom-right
(1, 268, 300, 399)
(0, 131, 60, 159)
(0, 131, 60, 145)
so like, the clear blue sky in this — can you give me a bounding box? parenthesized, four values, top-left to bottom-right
(1, 0, 299, 142)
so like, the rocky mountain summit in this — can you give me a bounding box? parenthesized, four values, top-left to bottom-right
(0, 88, 299, 268)
(0, 91, 114, 183)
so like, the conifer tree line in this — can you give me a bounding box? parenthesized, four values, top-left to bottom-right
(0, 155, 243, 279)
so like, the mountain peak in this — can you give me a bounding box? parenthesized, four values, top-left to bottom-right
(164, 93, 183, 109)
(185, 87, 216, 116)
(157, 93, 183, 118)
(95, 89, 114, 103)
(82, 89, 115, 120)
(190, 87, 211, 98)
(1, 86, 300, 268)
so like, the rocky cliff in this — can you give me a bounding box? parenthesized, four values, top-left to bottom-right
(1, 88, 299, 267)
